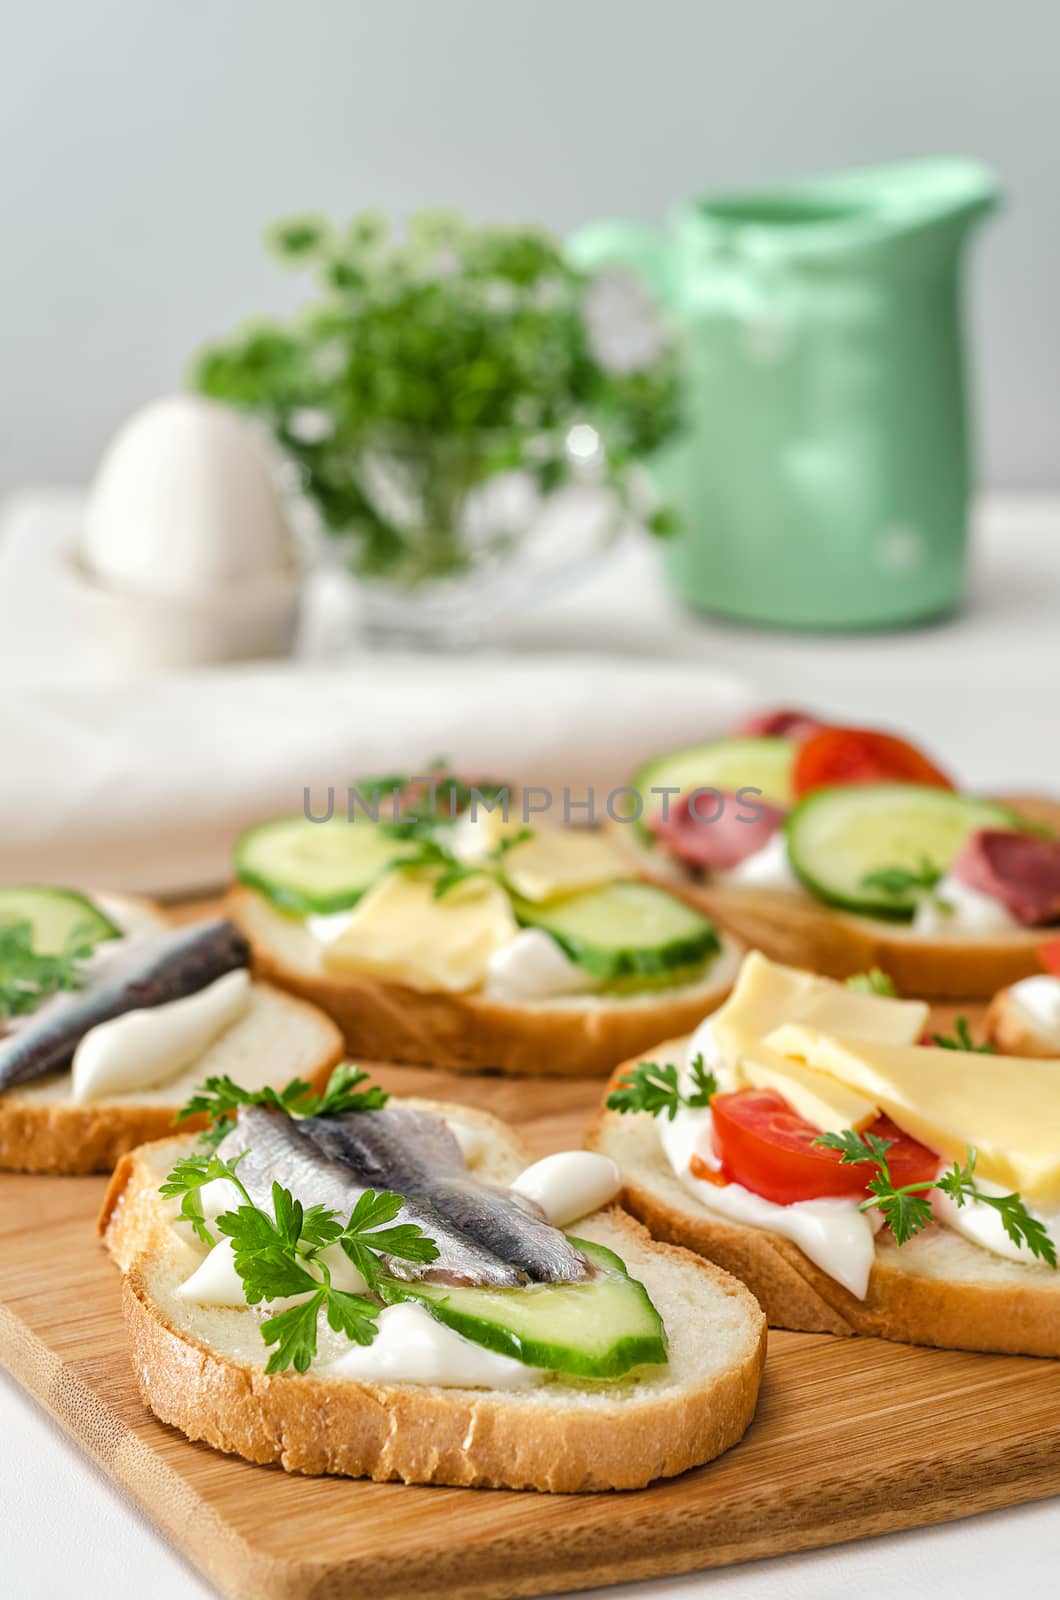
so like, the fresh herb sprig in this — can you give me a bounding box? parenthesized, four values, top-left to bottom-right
(813, 1129, 1056, 1265)
(160, 1153, 439, 1371)
(861, 858, 943, 898)
(607, 1052, 717, 1121)
(845, 968, 898, 998)
(930, 1016, 996, 1053)
(0, 919, 98, 1022)
(177, 1062, 389, 1147)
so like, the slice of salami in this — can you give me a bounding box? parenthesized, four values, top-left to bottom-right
(732, 708, 829, 743)
(952, 829, 1060, 927)
(651, 789, 786, 871)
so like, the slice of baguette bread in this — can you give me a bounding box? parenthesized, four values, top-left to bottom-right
(227, 884, 742, 1077)
(99, 1108, 766, 1492)
(984, 984, 1060, 1058)
(588, 1050, 1060, 1358)
(611, 830, 1046, 999)
(0, 982, 344, 1174)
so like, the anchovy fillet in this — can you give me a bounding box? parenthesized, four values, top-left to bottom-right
(0, 918, 250, 1093)
(303, 1107, 590, 1284)
(220, 1105, 527, 1288)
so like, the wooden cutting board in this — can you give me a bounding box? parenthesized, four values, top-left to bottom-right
(2, 1040, 1059, 1600)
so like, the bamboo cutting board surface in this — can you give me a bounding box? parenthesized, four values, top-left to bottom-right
(1, 1044, 1060, 1600)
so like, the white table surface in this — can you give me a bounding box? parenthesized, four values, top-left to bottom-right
(1, 488, 1059, 1599)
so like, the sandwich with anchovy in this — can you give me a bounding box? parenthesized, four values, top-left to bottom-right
(0, 886, 342, 1172)
(589, 951, 1060, 1356)
(609, 708, 1060, 999)
(227, 767, 742, 1076)
(99, 1065, 765, 1492)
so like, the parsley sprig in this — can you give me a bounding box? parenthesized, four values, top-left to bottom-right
(177, 1062, 389, 1146)
(813, 1128, 1056, 1265)
(160, 1153, 439, 1372)
(845, 968, 898, 998)
(0, 919, 98, 1022)
(861, 858, 943, 898)
(607, 1052, 717, 1120)
(930, 1016, 996, 1053)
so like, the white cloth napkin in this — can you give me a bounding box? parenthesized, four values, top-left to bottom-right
(1, 654, 754, 895)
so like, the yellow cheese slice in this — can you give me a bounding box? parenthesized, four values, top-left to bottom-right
(501, 828, 627, 903)
(323, 870, 517, 993)
(730, 1032, 878, 1133)
(710, 950, 928, 1068)
(765, 1023, 1060, 1203)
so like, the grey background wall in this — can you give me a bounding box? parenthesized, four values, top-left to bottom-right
(2, 0, 1057, 493)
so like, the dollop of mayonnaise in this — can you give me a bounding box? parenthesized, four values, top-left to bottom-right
(931, 1178, 1059, 1266)
(1006, 975, 1060, 1050)
(322, 1301, 542, 1388)
(177, 1235, 366, 1307)
(70, 968, 251, 1104)
(306, 908, 357, 946)
(913, 874, 1018, 936)
(657, 1089, 879, 1299)
(483, 928, 595, 1002)
(721, 831, 803, 893)
(510, 1151, 621, 1227)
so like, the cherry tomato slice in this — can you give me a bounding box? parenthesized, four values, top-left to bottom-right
(793, 727, 954, 798)
(709, 1089, 940, 1206)
(1039, 937, 1060, 978)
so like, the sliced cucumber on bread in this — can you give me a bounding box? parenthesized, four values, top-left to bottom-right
(787, 785, 1023, 918)
(630, 736, 796, 840)
(0, 886, 121, 953)
(512, 880, 721, 984)
(235, 816, 416, 914)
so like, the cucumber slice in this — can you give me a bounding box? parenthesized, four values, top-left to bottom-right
(234, 816, 416, 914)
(512, 880, 720, 982)
(629, 737, 796, 840)
(379, 1239, 667, 1379)
(787, 784, 1024, 920)
(0, 887, 120, 954)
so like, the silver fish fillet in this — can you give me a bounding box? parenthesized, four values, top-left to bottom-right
(0, 918, 250, 1093)
(301, 1107, 590, 1284)
(220, 1104, 526, 1288)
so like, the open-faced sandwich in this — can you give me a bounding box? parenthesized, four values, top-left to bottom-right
(610, 708, 1060, 998)
(0, 885, 342, 1172)
(228, 768, 742, 1076)
(99, 1064, 765, 1491)
(590, 951, 1060, 1356)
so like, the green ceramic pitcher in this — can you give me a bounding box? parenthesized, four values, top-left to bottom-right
(569, 159, 998, 629)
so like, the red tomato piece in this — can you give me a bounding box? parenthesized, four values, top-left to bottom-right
(1039, 937, 1060, 978)
(793, 727, 954, 797)
(709, 1089, 940, 1206)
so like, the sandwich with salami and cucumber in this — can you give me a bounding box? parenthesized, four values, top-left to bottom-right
(227, 767, 742, 1076)
(589, 951, 1060, 1355)
(608, 708, 1060, 998)
(0, 886, 342, 1171)
(98, 1065, 765, 1491)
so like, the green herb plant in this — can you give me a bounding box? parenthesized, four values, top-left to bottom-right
(606, 1053, 717, 1120)
(193, 212, 683, 585)
(0, 920, 97, 1022)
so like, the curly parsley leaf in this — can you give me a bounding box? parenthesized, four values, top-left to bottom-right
(935, 1148, 1057, 1267)
(606, 1052, 717, 1121)
(177, 1062, 390, 1145)
(313, 1062, 389, 1117)
(861, 858, 943, 898)
(0, 919, 97, 1023)
(930, 1016, 996, 1053)
(337, 1189, 440, 1289)
(845, 968, 898, 997)
(261, 1292, 328, 1374)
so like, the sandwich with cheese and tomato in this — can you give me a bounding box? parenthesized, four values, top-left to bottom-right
(589, 951, 1060, 1355)
(608, 709, 1060, 998)
(227, 767, 742, 1077)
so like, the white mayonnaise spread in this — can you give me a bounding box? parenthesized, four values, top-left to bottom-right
(70, 968, 251, 1104)
(913, 874, 1018, 935)
(177, 1235, 367, 1306)
(483, 928, 596, 1002)
(306, 908, 357, 946)
(511, 1151, 621, 1227)
(657, 1100, 879, 1298)
(720, 831, 803, 893)
(931, 1178, 1059, 1265)
(1005, 975, 1060, 1050)
(322, 1301, 542, 1388)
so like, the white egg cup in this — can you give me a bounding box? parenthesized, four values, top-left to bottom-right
(63, 550, 302, 673)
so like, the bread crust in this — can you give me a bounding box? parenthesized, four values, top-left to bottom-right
(227, 886, 739, 1077)
(0, 984, 344, 1175)
(588, 1051, 1060, 1358)
(984, 986, 1059, 1058)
